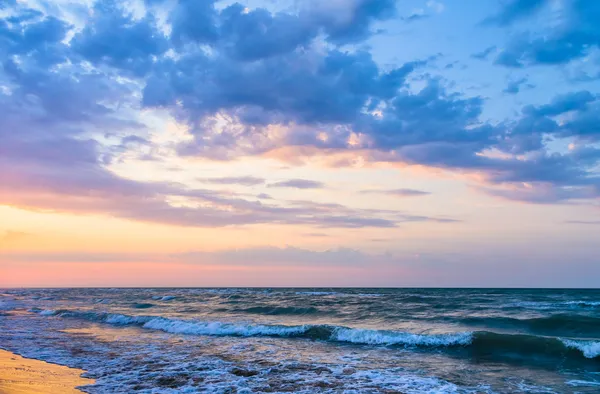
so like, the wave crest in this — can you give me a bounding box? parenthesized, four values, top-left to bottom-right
(331, 328, 472, 346)
(33, 309, 600, 360)
(561, 339, 600, 359)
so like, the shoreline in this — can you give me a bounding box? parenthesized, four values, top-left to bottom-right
(0, 349, 94, 394)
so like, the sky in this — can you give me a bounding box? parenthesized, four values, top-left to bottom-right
(1, 0, 600, 287)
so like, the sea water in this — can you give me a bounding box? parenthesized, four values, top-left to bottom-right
(1, 288, 599, 393)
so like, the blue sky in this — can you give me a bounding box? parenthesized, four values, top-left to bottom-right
(0, 0, 599, 287)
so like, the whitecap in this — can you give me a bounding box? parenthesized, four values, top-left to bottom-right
(566, 380, 600, 387)
(561, 339, 600, 358)
(152, 295, 176, 301)
(142, 318, 307, 337)
(331, 328, 473, 347)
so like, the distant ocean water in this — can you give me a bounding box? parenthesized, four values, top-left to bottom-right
(1, 288, 599, 393)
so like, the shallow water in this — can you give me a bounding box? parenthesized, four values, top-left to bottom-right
(1, 288, 599, 393)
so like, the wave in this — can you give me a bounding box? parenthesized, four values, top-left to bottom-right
(294, 291, 340, 296)
(460, 314, 600, 338)
(34, 309, 600, 361)
(293, 291, 384, 297)
(152, 296, 176, 301)
(566, 380, 600, 387)
(34, 309, 470, 347)
(469, 331, 600, 360)
(561, 339, 600, 359)
(331, 328, 472, 346)
(508, 300, 600, 309)
(564, 300, 600, 307)
(133, 303, 155, 309)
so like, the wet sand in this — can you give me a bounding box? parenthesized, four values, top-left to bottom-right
(0, 349, 93, 394)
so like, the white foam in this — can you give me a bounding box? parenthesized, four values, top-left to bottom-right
(515, 381, 557, 393)
(561, 339, 600, 358)
(348, 369, 478, 393)
(105, 314, 151, 325)
(142, 318, 307, 337)
(39, 309, 57, 316)
(331, 328, 473, 347)
(152, 295, 176, 301)
(566, 380, 600, 387)
(564, 300, 600, 307)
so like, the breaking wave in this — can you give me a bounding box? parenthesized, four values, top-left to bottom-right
(34, 309, 600, 360)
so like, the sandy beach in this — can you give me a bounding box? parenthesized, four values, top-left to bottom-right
(0, 349, 93, 394)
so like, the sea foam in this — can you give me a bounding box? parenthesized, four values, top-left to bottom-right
(331, 327, 473, 347)
(142, 318, 308, 337)
(561, 339, 600, 359)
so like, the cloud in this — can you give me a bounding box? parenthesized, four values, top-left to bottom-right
(169, 0, 397, 52)
(565, 220, 600, 225)
(523, 91, 596, 117)
(2, 246, 390, 267)
(268, 179, 325, 189)
(71, 0, 168, 76)
(198, 176, 266, 186)
(472, 46, 497, 60)
(361, 188, 431, 197)
(307, 0, 397, 44)
(304, 232, 330, 237)
(0, 0, 598, 223)
(402, 12, 429, 23)
(483, 0, 547, 27)
(494, 1, 600, 66)
(179, 246, 378, 266)
(0, 230, 31, 245)
(503, 77, 534, 94)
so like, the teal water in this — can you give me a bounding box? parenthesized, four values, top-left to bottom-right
(1, 288, 599, 392)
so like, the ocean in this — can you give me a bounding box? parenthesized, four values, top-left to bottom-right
(1, 288, 599, 393)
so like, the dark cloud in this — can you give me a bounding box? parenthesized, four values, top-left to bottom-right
(523, 91, 596, 117)
(494, 1, 600, 66)
(169, 0, 396, 52)
(0, 0, 599, 220)
(1, 2, 462, 229)
(503, 77, 534, 95)
(268, 179, 325, 189)
(402, 12, 429, 23)
(471, 46, 497, 60)
(311, 0, 397, 44)
(169, 0, 219, 46)
(218, 4, 316, 61)
(143, 50, 422, 133)
(71, 0, 168, 76)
